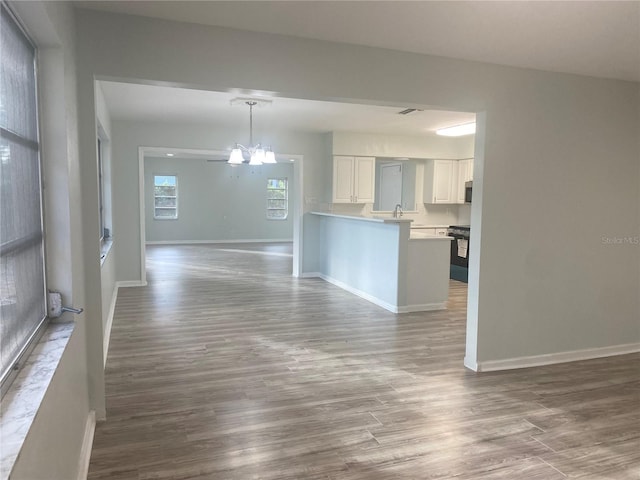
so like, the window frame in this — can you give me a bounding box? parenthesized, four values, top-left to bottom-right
(97, 137, 105, 241)
(0, 1, 49, 398)
(266, 177, 288, 220)
(153, 174, 179, 220)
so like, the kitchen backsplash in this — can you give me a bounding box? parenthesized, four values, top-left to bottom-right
(326, 202, 466, 226)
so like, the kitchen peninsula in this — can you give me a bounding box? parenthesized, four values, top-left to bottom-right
(307, 212, 452, 313)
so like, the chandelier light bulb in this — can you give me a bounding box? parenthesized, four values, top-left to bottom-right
(264, 149, 276, 164)
(228, 147, 244, 164)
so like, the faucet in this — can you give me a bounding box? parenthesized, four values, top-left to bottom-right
(393, 204, 403, 218)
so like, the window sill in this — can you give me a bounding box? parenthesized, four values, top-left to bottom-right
(100, 239, 113, 266)
(0, 321, 75, 479)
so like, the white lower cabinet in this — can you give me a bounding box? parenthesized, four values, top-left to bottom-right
(412, 227, 449, 237)
(332, 155, 375, 203)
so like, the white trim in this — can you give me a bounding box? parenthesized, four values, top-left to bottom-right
(304, 273, 446, 313)
(138, 148, 146, 285)
(396, 303, 447, 313)
(116, 280, 147, 288)
(139, 148, 305, 283)
(318, 274, 399, 313)
(469, 342, 640, 372)
(145, 239, 293, 245)
(463, 356, 479, 371)
(301, 272, 322, 279)
(102, 285, 119, 367)
(292, 156, 303, 278)
(76, 411, 96, 480)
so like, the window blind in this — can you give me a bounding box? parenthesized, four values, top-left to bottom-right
(0, 3, 47, 389)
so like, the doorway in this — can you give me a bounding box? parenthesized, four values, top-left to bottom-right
(138, 147, 304, 284)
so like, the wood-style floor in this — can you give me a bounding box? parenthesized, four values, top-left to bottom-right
(88, 243, 640, 480)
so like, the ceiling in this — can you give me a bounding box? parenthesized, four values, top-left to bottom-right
(80, 1, 639, 82)
(99, 81, 476, 136)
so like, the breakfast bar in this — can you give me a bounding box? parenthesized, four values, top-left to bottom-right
(307, 212, 452, 313)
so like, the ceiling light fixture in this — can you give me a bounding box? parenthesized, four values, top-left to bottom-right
(228, 100, 276, 165)
(166, 153, 174, 157)
(436, 122, 476, 137)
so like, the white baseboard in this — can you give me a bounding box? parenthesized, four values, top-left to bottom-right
(397, 302, 447, 313)
(116, 280, 147, 288)
(308, 274, 446, 314)
(318, 274, 399, 313)
(300, 272, 322, 278)
(103, 285, 119, 367)
(463, 356, 479, 371)
(145, 239, 293, 245)
(469, 342, 640, 372)
(77, 410, 96, 480)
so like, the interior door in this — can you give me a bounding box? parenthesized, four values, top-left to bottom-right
(379, 163, 403, 211)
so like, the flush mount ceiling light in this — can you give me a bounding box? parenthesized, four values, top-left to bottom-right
(228, 99, 276, 165)
(436, 122, 476, 137)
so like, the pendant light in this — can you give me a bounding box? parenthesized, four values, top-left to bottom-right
(228, 100, 276, 165)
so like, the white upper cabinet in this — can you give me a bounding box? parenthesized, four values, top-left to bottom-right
(456, 158, 474, 204)
(424, 159, 456, 204)
(333, 156, 355, 203)
(332, 156, 375, 203)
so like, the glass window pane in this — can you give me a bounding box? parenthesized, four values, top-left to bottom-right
(155, 208, 177, 218)
(154, 197, 177, 208)
(0, 4, 45, 385)
(154, 186, 176, 196)
(0, 7, 37, 141)
(154, 175, 176, 187)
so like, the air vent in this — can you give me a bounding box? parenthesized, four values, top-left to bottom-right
(397, 108, 422, 115)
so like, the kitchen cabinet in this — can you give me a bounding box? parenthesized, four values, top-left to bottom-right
(332, 156, 375, 203)
(424, 159, 456, 204)
(411, 227, 449, 237)
(456, 158, 474, 204)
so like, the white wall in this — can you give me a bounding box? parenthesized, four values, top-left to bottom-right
(144, 157, 294, 243)
(331, 131, 475, 159)
(7, 2, 92, 479)
(74, 8, 639, 370)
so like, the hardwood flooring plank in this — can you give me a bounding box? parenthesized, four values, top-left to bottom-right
(87, 243, 640, 480)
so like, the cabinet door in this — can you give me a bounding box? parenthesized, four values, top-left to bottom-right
(456, 159, 470, 204)
(432, 160, 455, 203)
(353, 156, 375, 203)
(467, 158, 474, 182)
(333, 156, 354, 203)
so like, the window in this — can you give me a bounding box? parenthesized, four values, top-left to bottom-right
(266, 178, 288, 220)
(154, 175, 178, 219)
(0, 3, 47, 394)
(98, 137, 105, 240)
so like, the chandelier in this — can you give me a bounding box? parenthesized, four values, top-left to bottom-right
(228, 100, 276, 165)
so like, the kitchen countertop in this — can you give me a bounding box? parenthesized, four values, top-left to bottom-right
(410, 224, 451, 229)
(310, 212, 413, 224)
(409, 231, 454, 240)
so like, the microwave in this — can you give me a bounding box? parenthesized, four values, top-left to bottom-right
(465, 181, 473, 203)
